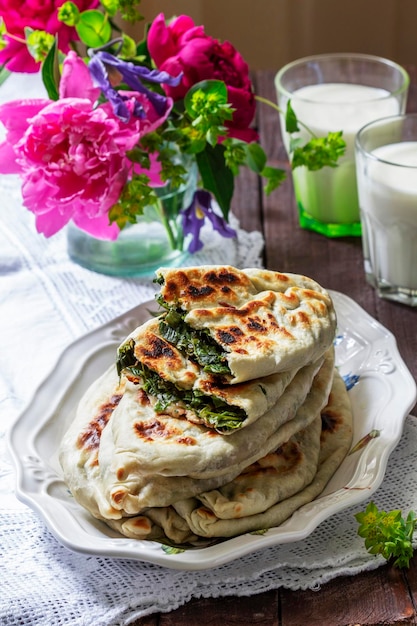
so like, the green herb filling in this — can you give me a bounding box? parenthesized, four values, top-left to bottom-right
(116, 340, 245, 431)
(156, 294, 231, 376)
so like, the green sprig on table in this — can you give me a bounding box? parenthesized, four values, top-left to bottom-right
(355, 501, 417, 568)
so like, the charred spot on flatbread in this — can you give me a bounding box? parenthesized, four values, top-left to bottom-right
(77, 393, 123, 452)
(155, 266, 337, 383)
(321, 410, 340, 434)
(158, 266, 255, 309)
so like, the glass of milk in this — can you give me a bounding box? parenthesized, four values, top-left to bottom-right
(275, 54, 409, 237)
(355, 113, 417, 307)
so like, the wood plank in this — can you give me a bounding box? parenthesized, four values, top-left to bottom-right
(405, 64, 417, 113)
(158, 591, 279, 625)
(128, 589, 279, 625)
(231, 167, 263, 241)
(280, 563, 416, 625)
(230, 72, 264, 240)
(129, 615, 159, 626)
(403, 551, 417, 619)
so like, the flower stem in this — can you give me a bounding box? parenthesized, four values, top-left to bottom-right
(155, 198, 179, 250)
(255, 94, 282, 114)
(255, 94, 317, 138)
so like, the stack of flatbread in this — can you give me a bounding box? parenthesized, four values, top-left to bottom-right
(59, 266, 353, 546)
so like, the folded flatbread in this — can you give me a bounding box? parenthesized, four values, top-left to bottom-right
(154, 266, 337, 383)
(105, 411, 323, 545)
(58, 368, 127, 522)
(116, 316, 303, 432)
(105, 369, 352, 544)
(102, 346, 332, 494)
(172, 370, 353, 538)
(59, 349, 334, 520)
(58, 264, 347, 547)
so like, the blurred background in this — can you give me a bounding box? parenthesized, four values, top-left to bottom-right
(131, 0, 417, 71)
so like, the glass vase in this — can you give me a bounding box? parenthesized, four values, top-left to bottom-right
(67, 158, 197, 278)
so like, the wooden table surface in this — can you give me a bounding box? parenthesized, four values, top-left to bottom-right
(132, 66, 417, 626)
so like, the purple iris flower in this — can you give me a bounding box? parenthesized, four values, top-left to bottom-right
(182, 190, 237, 253)
(88, 51, 183, 122)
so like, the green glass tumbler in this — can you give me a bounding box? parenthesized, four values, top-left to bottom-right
(275, 53, 409, 237)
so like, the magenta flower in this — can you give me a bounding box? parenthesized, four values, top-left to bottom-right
(0, 52, 174, 239)
(0, 0, 99, 73)
(147, 13, 258, 142)
(182, 190, 236, 253)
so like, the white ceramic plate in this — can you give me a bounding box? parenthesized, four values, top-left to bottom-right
(8, 291, 417, 570)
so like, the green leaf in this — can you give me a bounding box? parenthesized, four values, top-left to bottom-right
(261, 166, 286, 195)
(116, 338, 136, 377)
(184, 79, 228, 118)
(108, 175, 158, 229)
(285, 99, 346, 172)
(355, 501, 417, 568)
(205, 126, 217, 147)
(285, 100, 299, 133)
(183, 79, 232, 149)
(57, 1, 80, 27)
(100, 0, 119, 17)
(244, 142, 267, 174)
(120, 33, 137, 58)
(41, 39, 60, 101)
(137, 357, 245, 432)
(289, 136, 302, 153)
(24, 28, 55, 63)
(0, 66, 11, 88)
(222, 138, 246, 175)
(161, 545, 185, 555)
(291, 131, 346, 171)
(196, 143, 234, 220)
(0, 17, 8, 52)
(116, 0, 144, 23)
(75, 10, 112, 47)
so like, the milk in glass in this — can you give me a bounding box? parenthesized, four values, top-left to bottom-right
(357, 141, 417, 291)
(283, 83, 401, 229)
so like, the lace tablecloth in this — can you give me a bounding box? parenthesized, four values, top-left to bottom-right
(1, 80, 417, 626)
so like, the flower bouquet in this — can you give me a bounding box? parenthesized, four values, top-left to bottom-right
(0, 1, 345, 275)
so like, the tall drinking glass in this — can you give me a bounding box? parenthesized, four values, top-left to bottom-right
(355, 113, 417, 307)
(275, 54, 409, 237)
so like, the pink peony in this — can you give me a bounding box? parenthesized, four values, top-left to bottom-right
(59, 50, 101, 102)
(147, 13, 258, 142)
(0, 99, 133, 238)
(0, 54, 174, 239)
(0, 0, 99, 73)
